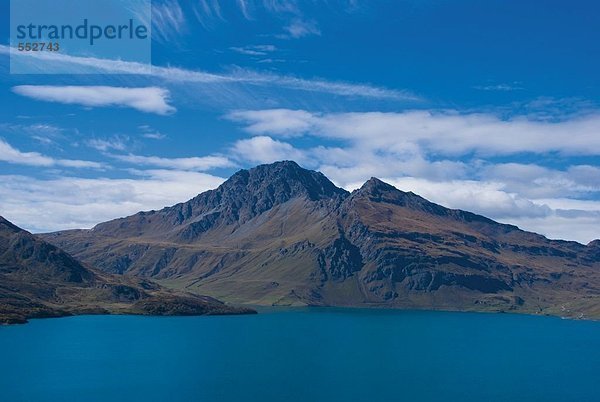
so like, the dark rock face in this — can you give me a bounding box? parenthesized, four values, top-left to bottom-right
(40, 161, 600, 318)
(318, 235, 364, 282)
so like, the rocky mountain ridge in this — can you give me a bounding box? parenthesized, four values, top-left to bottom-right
(41, 161, 600, 319)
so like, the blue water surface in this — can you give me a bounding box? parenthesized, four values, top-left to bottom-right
(1, 308, 599, 402)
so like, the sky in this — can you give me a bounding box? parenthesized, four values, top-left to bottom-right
(0, 0, 599, 244)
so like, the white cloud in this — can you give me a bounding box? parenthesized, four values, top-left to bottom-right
(508, 215, 600, 245)
(253, 45, 277, 52)
(231, 136, 307, 164)
(21, 123, 63, 136)
(0, 171, 226, 233)
(55, 159, 105, 169)
(32, 135, 54, 145)
(380, 177, 551, 220)
(533, 198, 600, 212)
(481, 163, 600, 199)
(138, 125, 167, 140)
(227, 109, 600, 156)
(281, 19, 321, 38)
(230, 44, 277, 56)
(474, 83, 523, 91)
(0, 139, 103, 169)
(0, 142, 50, 165)
(317, 155, 469, 186)
(228, 109, 316, 136)
(110, 153, 233, 171)
(230, 47, 266, 56)
(256, 58, 286, 64)
(12, 86, 176, 115)
(86, 136, 129, 152)
(141, 132, 167, 140)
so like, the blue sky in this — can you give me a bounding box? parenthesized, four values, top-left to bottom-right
(0, 0, 599, 243)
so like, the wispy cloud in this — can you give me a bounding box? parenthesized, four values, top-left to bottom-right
(110, 153, 233, 171)
(280, 18, 321, 38)
(0, 122, 65, 144)
(138, 125, 167, 140)
(230, 69, 419, 100)
(237, 0, 253, 19)
(141, 133, 166, 140)
(256, 58, 286, 64)
(0, 139, 103, 169)
(12, 86, 176, 115)
(474, 83, 523, 91)
(261, 0, 300, 14)
(230, 44, 278, 56)
(152, 0, 187, 43)
(86, 136, 130, 152)
(20, 123, 63, 137)
(2, 46, 418, 101)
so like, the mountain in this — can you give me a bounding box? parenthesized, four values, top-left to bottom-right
(0, 216, 254, 324)
(41, 161, 600, 319)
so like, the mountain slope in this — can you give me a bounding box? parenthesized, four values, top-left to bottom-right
(0, 217, 254, 324)
(334, 178, 599, 315)
(41, 161, 600, 319)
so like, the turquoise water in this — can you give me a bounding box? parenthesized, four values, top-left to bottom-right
(1, 309, 599, 402)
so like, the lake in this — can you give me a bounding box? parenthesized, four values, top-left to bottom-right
(1, 308, 599, 402)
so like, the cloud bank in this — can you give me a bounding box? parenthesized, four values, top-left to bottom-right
(227, 109, 600, 156)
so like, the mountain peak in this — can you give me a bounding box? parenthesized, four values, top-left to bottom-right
(354, 178, 504, 227)
(221, 160, 348, 201)
(360, 177, 398, 193)
(90, 161, 350, 240)
(230, 160, 303, 178)
(262, 160, 302, 170)
(356, 177, 422, 203)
